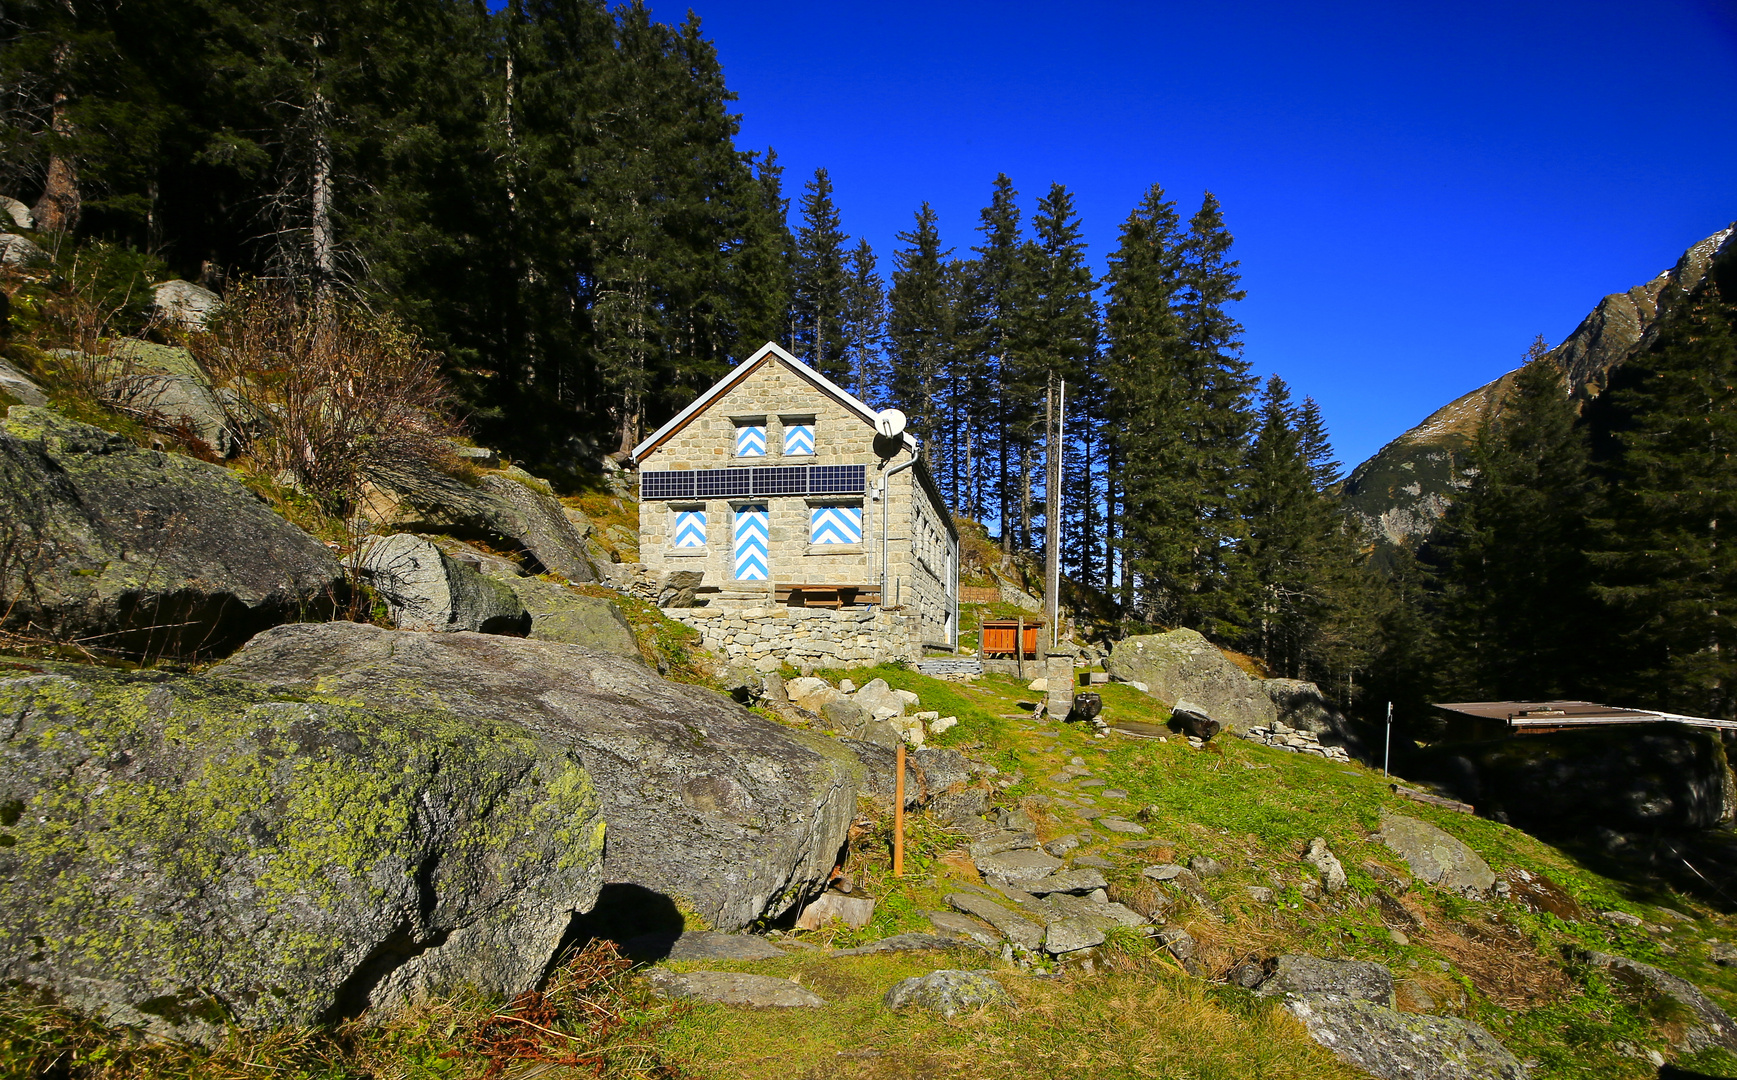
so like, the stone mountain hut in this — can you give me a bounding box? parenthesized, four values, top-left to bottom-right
(630, 342, 959, 654)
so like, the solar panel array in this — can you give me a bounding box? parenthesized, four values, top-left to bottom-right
(640, 464, 867, 501)
(696, 469, 751, 497)
(811, 465, 867, 494)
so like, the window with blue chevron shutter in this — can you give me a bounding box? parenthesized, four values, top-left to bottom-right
(733, 504, 769, 580)
(810, 504, 863, 545)
(672, 509, 707, 549)
(734, 423, 766, 457)
(783, 423, 814, 456)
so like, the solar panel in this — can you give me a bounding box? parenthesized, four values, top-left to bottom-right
(641, 464, 866, 499)
(696, 468, 751, 497)
(640, 470, 695, 500)
(810, 465, 866, 494)
(752, 466, 809, 496)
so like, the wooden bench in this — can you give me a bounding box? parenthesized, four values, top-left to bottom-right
(776, 583, 882, 608)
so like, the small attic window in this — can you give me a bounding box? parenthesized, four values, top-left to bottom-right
(734, 421, 766, 458)
(783, 420, 815, 456)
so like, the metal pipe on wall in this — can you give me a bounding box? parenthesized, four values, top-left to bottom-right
(879, 447, 921, 609)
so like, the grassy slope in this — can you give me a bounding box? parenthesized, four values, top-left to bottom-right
(8, 664, 1737, 1078)
(668, 666, 1737, 1080)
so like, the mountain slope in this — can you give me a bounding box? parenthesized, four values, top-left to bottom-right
(1342, 224, 1737, 559)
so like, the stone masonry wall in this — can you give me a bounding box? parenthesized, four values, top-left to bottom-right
(637, 353, 954, 643)
(669, 605, 924, 672)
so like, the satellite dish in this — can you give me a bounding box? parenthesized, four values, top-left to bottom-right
(875, 408, 907, 440)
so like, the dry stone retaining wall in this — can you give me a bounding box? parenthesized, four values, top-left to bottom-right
(669, 605, 922, 671)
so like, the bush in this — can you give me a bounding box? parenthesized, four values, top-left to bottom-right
(191, 283, 457, 514)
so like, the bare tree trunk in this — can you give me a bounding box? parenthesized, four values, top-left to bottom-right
(310, 90, 335, 301)
(33, 43, 80, 235)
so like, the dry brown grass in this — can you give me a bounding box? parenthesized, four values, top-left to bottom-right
(1417, 910, 1571, 1010)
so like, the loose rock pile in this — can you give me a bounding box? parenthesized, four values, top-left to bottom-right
(1240, 720, 1352, 762)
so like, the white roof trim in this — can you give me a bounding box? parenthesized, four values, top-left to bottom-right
(630, 342, 916, 462)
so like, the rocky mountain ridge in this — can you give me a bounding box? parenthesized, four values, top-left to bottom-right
(1341, 223, 1737, 558)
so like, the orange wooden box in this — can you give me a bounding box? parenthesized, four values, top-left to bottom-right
(980, 619, 1044, 658)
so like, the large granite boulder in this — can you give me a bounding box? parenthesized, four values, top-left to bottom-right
(1375, 811, 1496, 899)
(364, 457, 596, 583)
(212, 623, 862, 931)
(89, 341, 234, 455)
(354, 533, 529, 635)
(1283, 995, 1527, 1080)
(1577, 950, 1737, 1054)
(0, 358, 47, 406)
(0, 232, 48, 267)
(0, 664, 606, 1044)
(0, 406, 342, 659)
(151, 279, 223, 330)
(1105, 629, 1277, 733)
(1409, 725, 1735, 835)
(1258, 955, 1393, 1006)
(491, 572, 641, 659)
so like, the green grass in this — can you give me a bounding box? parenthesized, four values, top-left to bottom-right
(655, 945, 1363, 1080)
(770, 665, 1737, 1080)
(13, 661, 1737, 1078)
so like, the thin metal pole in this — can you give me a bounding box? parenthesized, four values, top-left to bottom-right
(1384, 701, 1393, 777)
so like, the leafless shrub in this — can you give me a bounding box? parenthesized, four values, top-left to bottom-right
(191, 282, 459, 515)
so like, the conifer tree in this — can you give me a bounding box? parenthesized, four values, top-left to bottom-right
(1590, 254, 1737, 716)
(886, 202, 952, 450)
(1102, 183, 1186, 617)
(1173, 192, 1254, 632)
(1430, 344, 1598, 701)
(793, 166, 849, 381)
(840, 238, 885, 404)
(1005, 183, 1097, 555)
(973, 174, 1022, 549)
(729, 148, 797, 356)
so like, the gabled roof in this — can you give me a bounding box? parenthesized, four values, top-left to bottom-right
(630, 342, 916, 463)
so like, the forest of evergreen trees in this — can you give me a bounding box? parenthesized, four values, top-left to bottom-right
(7, 0, 1737, 730)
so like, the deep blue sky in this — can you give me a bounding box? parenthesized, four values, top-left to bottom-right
(665, 0, 1737, 470)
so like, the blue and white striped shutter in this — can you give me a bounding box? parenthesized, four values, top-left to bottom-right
(783, 423, 814, 456)
(672, 509, 707, 548)
(735, 423, 766, 457)
(733, 504, 769, 580)
(810, 505, 862, 545)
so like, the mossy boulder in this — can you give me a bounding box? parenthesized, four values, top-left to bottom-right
(0, 406, 343, 659)
(212, 622, 862, 931)
(1105, 629, 1277, 734)
(362, 457, 597, 583)
(354, 533, 530, 635)
(0, 662, 606, 1043)
(489, 570, 640, 659)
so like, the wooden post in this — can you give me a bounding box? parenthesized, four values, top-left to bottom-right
(1016, 615, 1025, 678)
(893, 741, 906, 877)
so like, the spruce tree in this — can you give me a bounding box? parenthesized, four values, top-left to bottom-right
(1430, 346, 1598, 701)
(729, 147, 797, 357)
(793, 167, 849, 381)
(1174, 192, 1254, 633)
(973, 174, 1022, 549)
(840, 238, 885, 403)
(1102, 183, 1186, 618)
(1005, 183, 1097, 556)
(886, 202, 952, 450)
(1590, 252, 1737, 715)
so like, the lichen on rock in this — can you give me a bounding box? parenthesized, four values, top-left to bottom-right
(0, 662, 605, 1043)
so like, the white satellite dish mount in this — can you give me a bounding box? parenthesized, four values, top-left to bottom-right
(875, 408, 907, 440)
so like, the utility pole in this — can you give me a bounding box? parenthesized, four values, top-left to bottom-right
(1045, 373, 1064, 648)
